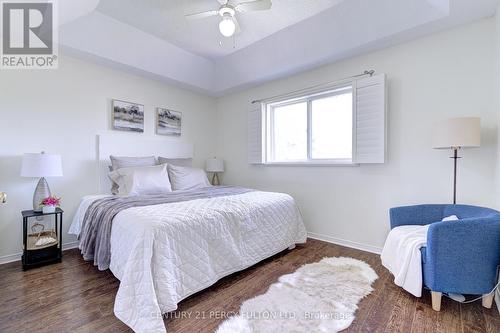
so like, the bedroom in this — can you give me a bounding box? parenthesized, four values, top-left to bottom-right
(0, 0, 499, 332)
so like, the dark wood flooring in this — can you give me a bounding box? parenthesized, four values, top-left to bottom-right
(0, 238, 498, 332)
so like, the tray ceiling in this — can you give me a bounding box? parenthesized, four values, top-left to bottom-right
(59, 0, 499, 95)
(96, 0, 345, 58)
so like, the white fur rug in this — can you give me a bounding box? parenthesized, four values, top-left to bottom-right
(216, 257, 378, 333)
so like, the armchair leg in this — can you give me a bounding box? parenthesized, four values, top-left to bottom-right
(482, 293, 494, 309)
(431, 291, 442, 311)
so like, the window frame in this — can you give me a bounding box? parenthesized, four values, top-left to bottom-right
(264, 84, 356, 166)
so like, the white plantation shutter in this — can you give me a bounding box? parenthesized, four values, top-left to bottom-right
(354, 74, 387, 164)
(248, 102, 264, 164)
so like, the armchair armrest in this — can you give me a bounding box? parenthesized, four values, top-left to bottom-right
(425, 217, 500, 294)
(389, 205, 446, 229)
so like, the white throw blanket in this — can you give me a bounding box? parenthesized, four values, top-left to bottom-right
(381, 225, 429, 297)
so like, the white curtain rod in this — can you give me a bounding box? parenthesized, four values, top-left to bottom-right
(251, 69, 375, 104)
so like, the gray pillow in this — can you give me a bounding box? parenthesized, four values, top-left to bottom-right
(158, 157, 193, 167)
(167, 164, 211, 191)
(110, 155, 157, 170)
(109, 156, 157, 194)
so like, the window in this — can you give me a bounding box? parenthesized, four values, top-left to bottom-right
(265, 86, 353, 164)
(248, 74, 386, 165)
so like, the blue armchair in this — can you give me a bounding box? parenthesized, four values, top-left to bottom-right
(389, 204, 500, 311)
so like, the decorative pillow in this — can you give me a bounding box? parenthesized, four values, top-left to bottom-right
(109, 164, 172, 196)
(442, 215, 459, 222)
(110, 155, 157, 170)
(109, 156, 157, 194)
(167, 164, 211, 191)
(158, 157, 193, 167)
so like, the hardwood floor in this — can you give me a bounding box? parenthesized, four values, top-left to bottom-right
(0, 238, 498, 332)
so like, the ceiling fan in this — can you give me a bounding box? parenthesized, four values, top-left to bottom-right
(185, 0, 273, 38)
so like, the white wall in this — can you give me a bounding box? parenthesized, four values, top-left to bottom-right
(0, 16, 497, 262)
(216, 18, 498, 251)
(0, 55, 217, 261)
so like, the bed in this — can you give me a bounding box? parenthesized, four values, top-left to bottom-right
(69, 135, 307, 333)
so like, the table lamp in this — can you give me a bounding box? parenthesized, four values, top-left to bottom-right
(21, 152, 63, 211)
(433, 117, 480, 204)
(206, 158, 224, 186)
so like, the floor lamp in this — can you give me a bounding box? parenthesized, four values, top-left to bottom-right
(433, 117, 481, 204)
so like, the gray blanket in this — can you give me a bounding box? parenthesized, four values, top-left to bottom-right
(79, 186, 253, 270)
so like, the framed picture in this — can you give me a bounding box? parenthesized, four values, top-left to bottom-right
(156, 108, 182, 136)
(112, 99, 144, 133)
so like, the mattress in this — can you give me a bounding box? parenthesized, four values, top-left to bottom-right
(70, 190, 307, 333)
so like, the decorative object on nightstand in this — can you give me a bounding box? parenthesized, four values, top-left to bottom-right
(40, 196, 61, 214)
(206, 157, 224, 186)
(432, 117, 480, 204)
(20, 152, 63, 211)
(21, 208, 63, 270)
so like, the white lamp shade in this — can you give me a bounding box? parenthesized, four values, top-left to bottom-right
(206, 158, 224, 172)
(433, 117, 481, 149)
(20, 153, 63, 177)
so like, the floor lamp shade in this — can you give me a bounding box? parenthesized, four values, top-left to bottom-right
(21, 152, 63, 211)
(433, 117, 481, 149)
(432, 117, 480, 204)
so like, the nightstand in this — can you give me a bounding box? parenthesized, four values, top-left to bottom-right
(21, 208, 63, 270)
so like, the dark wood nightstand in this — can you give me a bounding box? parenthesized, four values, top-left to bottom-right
(21, 208, 63, 270)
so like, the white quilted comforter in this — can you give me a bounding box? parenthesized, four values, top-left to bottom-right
(70, 190, 307, 332)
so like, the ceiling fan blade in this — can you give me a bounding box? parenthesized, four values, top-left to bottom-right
(235, 0, 272, 13)
(233, 16, 242, 34)
(185, 10, 219, 20)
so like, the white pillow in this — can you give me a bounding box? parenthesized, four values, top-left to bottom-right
(109, 164, 172, 196)
(442, 215, 459, 222)
(167, 164, 211, 191)
(108, 155, 157, 194)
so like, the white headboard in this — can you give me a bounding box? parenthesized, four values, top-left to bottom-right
(96, 134, 193, 193)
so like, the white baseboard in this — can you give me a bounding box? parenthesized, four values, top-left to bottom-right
(62, 241, 80, 251)
(0, 253, 20, 265)
(308, 232, 382, 255)
(0, 241, 79, 265)
(1, 234, 383, 265)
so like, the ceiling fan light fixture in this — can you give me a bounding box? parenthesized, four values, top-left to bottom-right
(185, 1, 273, 37)
(219, 13, 236, 37)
